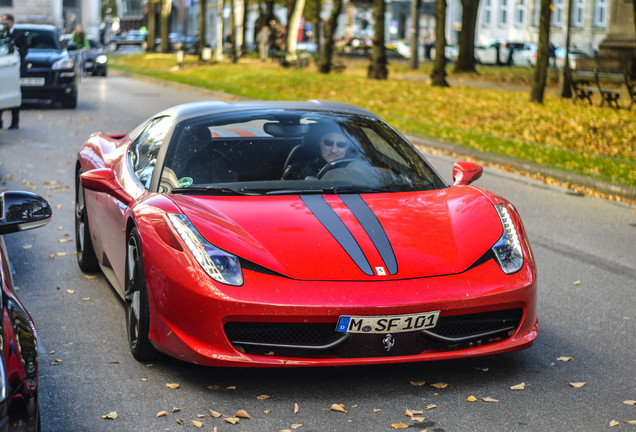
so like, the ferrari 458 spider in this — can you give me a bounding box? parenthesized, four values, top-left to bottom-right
(75, 100, 537, 367)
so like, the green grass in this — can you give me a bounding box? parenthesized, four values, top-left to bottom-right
(110, 53, 636, 189)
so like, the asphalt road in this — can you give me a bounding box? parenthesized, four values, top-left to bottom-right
(0, 75, 634, 432)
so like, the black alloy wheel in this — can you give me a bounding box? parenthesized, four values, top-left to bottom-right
(125, 228, 159, 361)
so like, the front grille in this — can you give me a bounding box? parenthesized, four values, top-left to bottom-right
(224, 308, 523, 358)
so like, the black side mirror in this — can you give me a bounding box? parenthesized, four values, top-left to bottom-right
(0, 191, 52, 235)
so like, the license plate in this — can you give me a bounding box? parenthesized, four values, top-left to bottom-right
(21, 77, 45, 86)
(336, 311, 440, 334)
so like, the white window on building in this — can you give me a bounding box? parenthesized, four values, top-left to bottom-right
(533, 0, 541, 26)
(514, 0, 526, 26)
(552, 0, 564, 25)
(482, 0, 493, 26)
(593, 0, 607, 27)
(499, 0, 509, 25)
(572, 0, 585, 27)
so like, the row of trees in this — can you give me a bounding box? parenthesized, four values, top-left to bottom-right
(140, 0, 561, 104)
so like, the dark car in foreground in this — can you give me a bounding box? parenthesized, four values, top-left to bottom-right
(0, 190, 53, 431)
(13, 24, 78, 108)
(76, 100, 537, 368)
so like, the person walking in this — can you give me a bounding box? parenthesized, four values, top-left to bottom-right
(0, 13, 27, 130)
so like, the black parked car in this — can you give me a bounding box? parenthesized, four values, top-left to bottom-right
(0, 190, 53, 432)
(60, 34, 108, 77)
(13, 24, 78, 108)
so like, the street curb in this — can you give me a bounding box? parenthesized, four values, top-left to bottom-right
(111, 68, 636, 202)
(407, 134, 636, 202)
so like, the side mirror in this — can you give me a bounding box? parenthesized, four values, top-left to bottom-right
(0, 191, 52, 235)
(81, 168, 134, 206)
(452, 161, 483, 186)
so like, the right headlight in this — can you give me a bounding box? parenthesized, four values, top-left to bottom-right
(167, 213, 244, 286)
(492, 204, 524, 274)
(52, 56, 74, 70)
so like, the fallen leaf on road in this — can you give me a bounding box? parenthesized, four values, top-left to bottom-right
(330, 404, 347, 413)
(610, 420, 620, 427)
(482, 397, 499, 403)
(510, 383, 525, 390)
(166, 383, 180, 389)
(424, 404, 437, 410)
(257, 395, 271, 400)
(410, 380, 427, 386)
(570, 382, 586, 388)
(430, 382, 448, 389)
(81, 298, 91, 301)
(405, 409, 423, 417)
(207, 385, 220, 390)
(209, 410, 222, 418)
(474, 367, 489, 372)
(176, 419, 184, 425)
(66, 289, 75, 294)
(223, 417, 239, 424)
(102, 412, 118, 420)
(291, 424, 303, 429)
(627, 421, 636, 425)
(235, 409, 250, 419)
(391, 423, 408, 429)
(572, 280, 581, 286)
(466, 395, 478, 402)
(411, 416, 426, 422)
(156, 411, 167, 418)
(623, 400, 636, 405)
(294, 403, 299, 414)
(84, 275, 96, 279)
(172, 407, 181, 413)
(226, 386, 237, 390)
(373, 409, 382, 413)
(191, 420, 203, 427)
(557, 356, 572, 362)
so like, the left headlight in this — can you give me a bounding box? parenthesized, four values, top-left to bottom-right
(167, 213, 244, 286)
(52, 56, 74, 70)
(95, 54, 108, 64)
(492, 204, 524, 274)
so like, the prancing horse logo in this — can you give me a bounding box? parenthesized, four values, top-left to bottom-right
(382, 334, 395, 351)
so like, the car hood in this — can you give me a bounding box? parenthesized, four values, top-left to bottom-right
(171, 187, 503, 281)
(25, 49, 66, 65)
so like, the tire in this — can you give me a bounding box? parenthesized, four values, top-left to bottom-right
(62, 92, 78, 109)
(75, 169, 99, 272)
(125, 228, 159, 361)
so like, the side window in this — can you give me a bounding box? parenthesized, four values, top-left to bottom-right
(128, 116, 171, 188)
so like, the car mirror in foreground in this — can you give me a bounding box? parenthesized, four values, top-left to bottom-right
(81, 168, 134, 206)
(452, 161, 483, 186)
(0, 191, 52, 234)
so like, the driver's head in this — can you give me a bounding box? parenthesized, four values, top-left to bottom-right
(320, 132, 349, 163)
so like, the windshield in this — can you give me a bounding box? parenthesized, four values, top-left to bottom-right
(16, 29, 61, 50)
(159, 109, 446, 195)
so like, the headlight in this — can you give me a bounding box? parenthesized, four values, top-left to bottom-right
(96, 54, 108, 64)
(492, 204, 523, 274)
(167, 213, 243, 286)
(52, 56, 74, 70)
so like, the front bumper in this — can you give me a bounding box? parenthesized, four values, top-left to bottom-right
(144, 251, 537, 367)
(20, 69, 77, 102)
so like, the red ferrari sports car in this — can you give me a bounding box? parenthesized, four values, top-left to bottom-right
(75, 100, 537, 367)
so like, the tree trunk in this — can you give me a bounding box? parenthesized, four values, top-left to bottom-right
(241, 0, 249, 55)
(314, 0, 322, 56)
(560, 0, 573, 98)
(368, 0, 388, 79)
(410, 0, 421, 70)
(146, 0, 156, 52)
(230, 0, 238, 62)
(160, 0, 172, 53)
(530, 0, 552, 103)
(214, 0, 224, 60)
(431, 0, 449, 86)
(453, 0, 479, 73)
(319, 0, 342, 73)
(287, 0, 307, 59)
(198, 0, 207, 59)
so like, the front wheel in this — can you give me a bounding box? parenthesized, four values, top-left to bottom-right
(125, 228, 159, 361)
(75, 169, 99, 272)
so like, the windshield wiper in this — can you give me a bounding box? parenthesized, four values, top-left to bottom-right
(266, 186, 390, 196)
(171, 186, 259, 196)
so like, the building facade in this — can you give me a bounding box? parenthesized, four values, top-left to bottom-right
(0, 0, 100, 37)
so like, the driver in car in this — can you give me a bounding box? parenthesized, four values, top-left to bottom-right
(283, 130, 351, 180)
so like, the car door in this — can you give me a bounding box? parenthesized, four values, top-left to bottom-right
(0, 30, 21, 110)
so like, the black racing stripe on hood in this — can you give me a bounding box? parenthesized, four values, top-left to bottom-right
(340, 194, 398, 275)
(301, 195, 374, 276)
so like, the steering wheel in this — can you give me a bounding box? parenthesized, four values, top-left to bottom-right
(316, 158, 357, 179)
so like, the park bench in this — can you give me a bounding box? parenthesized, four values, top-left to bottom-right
(570, 69, 635, 110)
